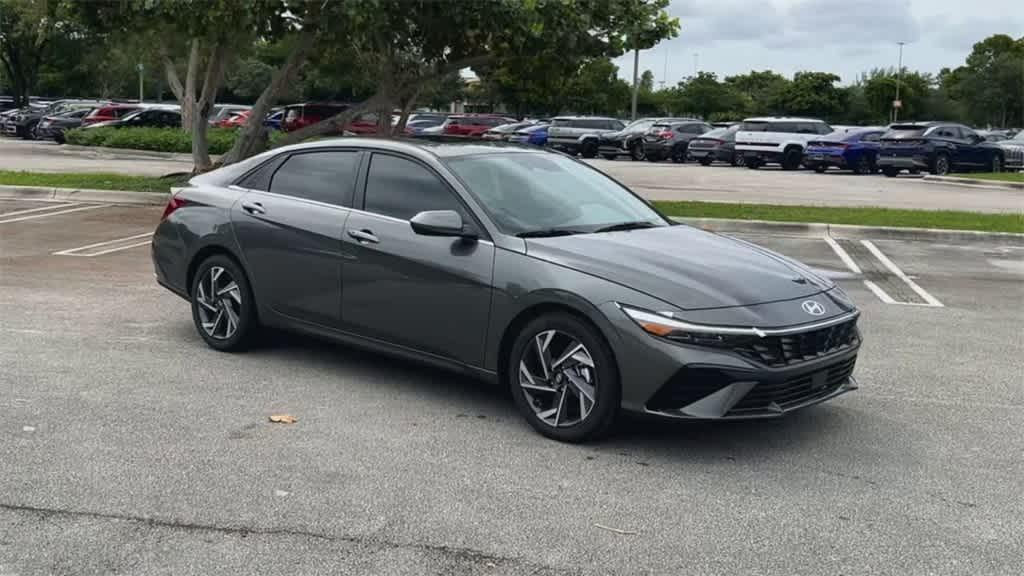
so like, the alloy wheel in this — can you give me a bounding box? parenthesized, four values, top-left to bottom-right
(934, 155, 949, 175)
(195, 266, 243, 340)
(518, 330, 597, 428)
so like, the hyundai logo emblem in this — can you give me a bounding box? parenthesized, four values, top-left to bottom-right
(801, 300, 826, 316)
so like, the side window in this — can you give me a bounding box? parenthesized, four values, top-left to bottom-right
(236, 155, 287, 191)
(959, 127, 979, 140)
(935, 126, 956, 138)
(817, 123, 833, 135)
(269, 151, 360, 206)
(684, 124, 705, 134)
(364, 154, 466, 221)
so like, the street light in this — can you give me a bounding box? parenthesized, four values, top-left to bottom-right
(893, 42, 905, 123)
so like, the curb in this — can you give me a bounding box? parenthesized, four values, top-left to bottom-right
(673, 217, 1024, 245)
(0, 185, 168, 206)
(58, 144, 202, 162)
(921, 175, 1024, 190)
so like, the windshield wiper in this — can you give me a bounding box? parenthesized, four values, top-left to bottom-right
(516, 228, 587, 238)
(593, 221, 660, 233)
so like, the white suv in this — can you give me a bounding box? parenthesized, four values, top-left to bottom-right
(735, 117, 833, 170)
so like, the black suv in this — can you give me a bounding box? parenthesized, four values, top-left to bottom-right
(597, 117, 696, 161)
(642, 120, 713, 163)
(877, 122, 1007, 176)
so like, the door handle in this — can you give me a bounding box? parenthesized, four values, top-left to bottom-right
(347, 229, 379, 244)
(241, 201, 265, 215)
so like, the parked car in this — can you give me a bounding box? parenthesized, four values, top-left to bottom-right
(35, 108, 94, 143)
(802, 127, 886, 174)
(735, 117, 833, 170)
(209, 104, 252, 126)
(598, 118, 695, 161)
(216, 109, 251, 128)
(508, 123, 549, 146)
(263, 109, 284, 131)
(995, 130, 1024, 170)
(442, 115, 516, 138)
(876, 122, 1007, 176)
(85, 106, 182, 129)
(686, 124, 744, 166)
(82, 105, 141, 126)
(152, 138, 861, 442)
(482, 121, 537, 141)
(0, 97, 16, 112)
(405, 117, 446, 135)
(642, 119, 714, 163)
(977, 129, 1012, 142)
(0, 108, 22, 134)
(281, 103, 347, 132)
(3, 103, 51, 138)
(547, 116, 626, 157)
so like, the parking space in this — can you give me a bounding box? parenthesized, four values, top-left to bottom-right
(1, 200, 1022, 575)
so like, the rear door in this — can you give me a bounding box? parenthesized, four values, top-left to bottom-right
(232, 149, 362, 327)
(340, 152, 494, 366)
(956, 127, 986, 166)
(931, 125, 968, 167)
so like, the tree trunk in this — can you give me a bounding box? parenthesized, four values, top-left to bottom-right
(191, 42, 230, 173)
(392, 85, 423, 136)
(221, 32, 316, 165)
(274, 95, 387, 148)
(183, 40, 200, 128)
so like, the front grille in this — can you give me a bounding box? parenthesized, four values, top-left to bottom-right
(735, 319, 858, 367)
(728, 356, 857, 414)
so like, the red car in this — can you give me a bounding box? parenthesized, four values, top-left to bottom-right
(442, 115, 516, 137)
(281, 103, 348, 132)
(82, 105, 141, 126)
(217, 110, 251, 128)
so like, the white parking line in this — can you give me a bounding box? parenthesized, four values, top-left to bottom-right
(860, 240, 944, 307)
(0, 202, 78, 218)
(0, 204, 108, 224)
(824, 234, 899, 305)
(53, 232, 153, 257)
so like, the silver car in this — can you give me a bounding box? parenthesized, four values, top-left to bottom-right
(546, 116, 625, 158)
(996, 131, 1024, 170)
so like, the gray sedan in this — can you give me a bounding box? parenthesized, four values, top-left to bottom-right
(152, 139, 861, 442)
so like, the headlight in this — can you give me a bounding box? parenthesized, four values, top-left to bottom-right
(618, 305, 764, 347)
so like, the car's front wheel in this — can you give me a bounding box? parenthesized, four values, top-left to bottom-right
(580, 140, 598, 159)
(670, 144, 687, 163)
(931, 152, 950, 176)
(190, 255, 257, 351)
(629, 140, 646, 161)
(508, 313, 619, 442)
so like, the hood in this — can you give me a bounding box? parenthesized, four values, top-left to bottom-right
(524, 225, 830, 310)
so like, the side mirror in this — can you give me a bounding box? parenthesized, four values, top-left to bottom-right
(410, 210, 474, 238)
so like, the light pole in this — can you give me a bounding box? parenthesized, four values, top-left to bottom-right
(630, 46, 640, 121)
(693, 53, 699, 77)
(893, 42, 905, 122)
(137, 63, 145, 103)
(660, 49, 668, 89)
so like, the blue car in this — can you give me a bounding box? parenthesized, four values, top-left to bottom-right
(508, 123, 548, 146)
(803, 127, 885, 174)
(263, 110, 284, 131)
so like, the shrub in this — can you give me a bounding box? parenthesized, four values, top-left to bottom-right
(64, 127, 241, 155)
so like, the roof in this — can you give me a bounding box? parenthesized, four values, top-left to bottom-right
(551, 116, 619, 121)
(742, 116, 827, 122)
(272, 136, 547, 159)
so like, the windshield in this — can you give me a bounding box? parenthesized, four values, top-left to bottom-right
(446, 153, 669, 236)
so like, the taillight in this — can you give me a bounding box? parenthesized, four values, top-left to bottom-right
(161, 195, 187, 221)
(659, 131, 673, 140)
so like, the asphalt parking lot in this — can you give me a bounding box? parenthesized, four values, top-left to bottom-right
(2, 138, 1021, 213)
(1, 198, 1022, 575)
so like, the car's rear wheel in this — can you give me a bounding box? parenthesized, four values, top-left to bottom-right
(629, 141, 646, 161)
(781, 147, 802, 170)
(580, 140, 598, 159)
(853, 155, 872, 175)
(882, 167, 900, 177)
(670, 144, 687, 163)
(812, 164, 827, 173)
(190, 255, 257, 352)
(931, 153, 950, 176)
(508, 313, 619, 442)
(731, 154, 746, 167)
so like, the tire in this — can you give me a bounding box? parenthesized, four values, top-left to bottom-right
(853, 155, 872, 175)
(670, 144, 687, 163)
(601, 154, 617, 161)
(781, 147, 802, 170)
(882, 167, 900, 177)
(812, 164, 827, 173)
(930, 153, 950, 176)
(699, 157, 713, 166)
(746, 158, 762, 169)
(580, 140, 598, 159)
(629, 140, 646, 161)
(991, 154, 1003, 173)
(508, 312, 619, 442)
(731, 154, 746, 167)
(54, 132, 65, 145)
(190, 254, 257, 352)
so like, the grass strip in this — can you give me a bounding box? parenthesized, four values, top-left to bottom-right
(0, 171, 180, 193)
(653, 200, 1023, 234)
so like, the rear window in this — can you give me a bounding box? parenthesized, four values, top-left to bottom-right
(700, 128, 729, 139)
(649, 124, 671, 132)
(883, 125, 928, 139)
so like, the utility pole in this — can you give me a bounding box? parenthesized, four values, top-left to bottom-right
(660, 49, 668, 89)
(893, 42, 905, 123)
(630, 46, 640, 121)
(137, 63, 145, 103)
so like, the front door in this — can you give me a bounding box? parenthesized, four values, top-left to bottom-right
(341, 152, 494, 367)
(232, 150, 362, 327)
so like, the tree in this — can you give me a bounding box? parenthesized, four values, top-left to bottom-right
(0, 0, 65, 106)
(724, 70, 790, 116)
(943, 34, 1023, 127)
(564, 58, 632, 115)
(667, 72, 739, 120)
(860, 68, 932, 123)
(777, 71, 844, 119)
(639, 70, 655, 93)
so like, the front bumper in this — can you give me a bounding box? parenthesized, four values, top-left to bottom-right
(877, 152, 928, 169)
(741, 149, 784, 163)
(803, 150, 847, 168)
(597, 138, 630, 156)
(600, 301, 861, 419)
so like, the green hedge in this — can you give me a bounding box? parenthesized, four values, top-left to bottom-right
(64, 127, 241, 155)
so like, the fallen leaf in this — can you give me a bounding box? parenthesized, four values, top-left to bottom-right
(269, 414, 298, 424)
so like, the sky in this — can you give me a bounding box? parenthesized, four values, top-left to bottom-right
(614, 0, 1024, 86)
